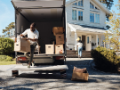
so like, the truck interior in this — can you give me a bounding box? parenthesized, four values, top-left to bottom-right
(11, 0, 66, 65)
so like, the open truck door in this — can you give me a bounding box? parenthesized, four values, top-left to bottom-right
(11, 0, 68, 76)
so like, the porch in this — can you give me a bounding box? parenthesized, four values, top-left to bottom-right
(67, 23, 112, 51)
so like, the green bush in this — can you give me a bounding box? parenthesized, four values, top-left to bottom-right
(0, 38, 14, 55)
(91, 46, 120, 72)
(0, 55, 13, 61)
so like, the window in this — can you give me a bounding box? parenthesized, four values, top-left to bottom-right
(95, 14, 100, 23)
(72, 10, 77, 20)
(73, 2, 77, 5)
(90, 2, 94, 9)
(95, 7, 99, 10)
(90, 13, 94, 23)
(78, 0, 83, 6)
(87, 37, 89, 43)
(78, 11, 83, 21)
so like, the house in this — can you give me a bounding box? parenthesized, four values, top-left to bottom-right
(66, 0, 111, 51)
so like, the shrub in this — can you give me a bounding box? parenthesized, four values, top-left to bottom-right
(91, 46, 120, 72)
(0, 55, 13, 61)
(0, 38, 14, 55)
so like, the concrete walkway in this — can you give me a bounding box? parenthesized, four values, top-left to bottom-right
(0, 58, 120, 90)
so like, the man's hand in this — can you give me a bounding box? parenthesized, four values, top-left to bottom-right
(20, 34, 24, 37)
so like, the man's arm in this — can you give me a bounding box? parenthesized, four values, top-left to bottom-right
(28, 38, 38, 41)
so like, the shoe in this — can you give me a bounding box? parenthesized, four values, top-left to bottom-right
(27, 65, 30, 68)
(32, 62, 34, 66)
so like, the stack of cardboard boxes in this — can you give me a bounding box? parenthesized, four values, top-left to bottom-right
(45, 27, 64, 54)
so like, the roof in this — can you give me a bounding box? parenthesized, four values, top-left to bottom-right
(68, 23, 112, 34)
(66, 0, 111, 15)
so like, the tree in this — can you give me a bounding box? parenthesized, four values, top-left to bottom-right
(2, 22, 15, 37)
(104, 0, 120, 51)
(99, 0, 114, 10)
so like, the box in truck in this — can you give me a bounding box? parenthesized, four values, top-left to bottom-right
(14, 38, 31, 53)
(11, 0, 68, 77)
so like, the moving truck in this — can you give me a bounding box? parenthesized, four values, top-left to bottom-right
(11, 0, 68, 76)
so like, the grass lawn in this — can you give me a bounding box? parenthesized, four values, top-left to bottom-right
(0, 60, 16, 65)
(0, 55, 16, 65)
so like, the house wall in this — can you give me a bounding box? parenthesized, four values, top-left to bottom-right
(66, 0, 106, 28)
(66, 0, 108, 50)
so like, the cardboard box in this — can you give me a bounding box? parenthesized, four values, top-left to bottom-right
(45, 44, 54, 54)
(71, 67, 89, 81)
(56, 34, 64, 45)
(14, 38, 30, 53)
(55, 45, 63, 54)
(53, 27, 64, 36)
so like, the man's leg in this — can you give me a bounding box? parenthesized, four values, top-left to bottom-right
(80, 47, 82, 58)
(78, 47, 79, 57)
(78, 47, 81, 58)
(28, 43, 37, 67)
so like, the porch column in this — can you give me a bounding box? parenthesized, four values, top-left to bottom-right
(101, 35, 102, 47)
(74, 32, 77, 50)
(104, 42, 105, 48)
(96, 35, 98, 47)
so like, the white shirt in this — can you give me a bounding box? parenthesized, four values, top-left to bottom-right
(22, 28, 39, 44)
(77, 42, 83, 48)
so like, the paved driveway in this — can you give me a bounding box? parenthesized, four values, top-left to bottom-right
(0, 58, 120, 90)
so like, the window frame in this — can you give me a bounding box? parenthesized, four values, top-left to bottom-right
(78, 0, 83, 7)
(73, 2, 77, 6)
(90, 2, 94, 9)
(72, 0, 84, 7)
(90, 12, 100, 24)
(90, 12, 94, 23)
(72, 9, 77, 20)
(78, 10, 83, 21)
(95, 13, 100, 23)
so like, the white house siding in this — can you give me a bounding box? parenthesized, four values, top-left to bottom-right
(66, 0, 107, 28)
(66, 0, 110, 51)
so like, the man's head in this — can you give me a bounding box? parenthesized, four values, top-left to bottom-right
(30, 22, 36, 31)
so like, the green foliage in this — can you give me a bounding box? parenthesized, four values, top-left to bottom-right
(91, 46, 120, 72)
(2, 22, 15, 34)
(104, 1, 120, 51)
(99, 0, 114, 10)
(0, 55, 13, 61)
(0, 38, 14, 55)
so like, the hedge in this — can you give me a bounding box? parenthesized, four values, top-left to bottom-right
(91, 46, 120, 72)
(0, 38, 14, 55)
(0, 55, 13, 61)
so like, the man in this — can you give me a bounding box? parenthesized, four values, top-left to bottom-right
(20, 22, 39, 68)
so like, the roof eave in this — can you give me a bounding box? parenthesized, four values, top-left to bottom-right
(66, 0, 111, 15)
(92, 0, 111, 15)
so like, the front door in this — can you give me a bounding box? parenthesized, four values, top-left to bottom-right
(86, 35, 91, 51)
(82, 35, 85, 50)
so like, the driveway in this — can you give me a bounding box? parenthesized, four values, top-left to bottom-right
(0, 58, 120, 90)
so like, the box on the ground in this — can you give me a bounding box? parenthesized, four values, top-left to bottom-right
(55, 45, 63, 54)
(14, 38, 30, 53)
(45, 44, 54, 54)
(56, 34, 64, 45)
(53, 27, 64, 36)
(71, 67, 89, 81)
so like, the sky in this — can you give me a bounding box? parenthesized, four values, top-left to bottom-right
(0, 0, 119, 35)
